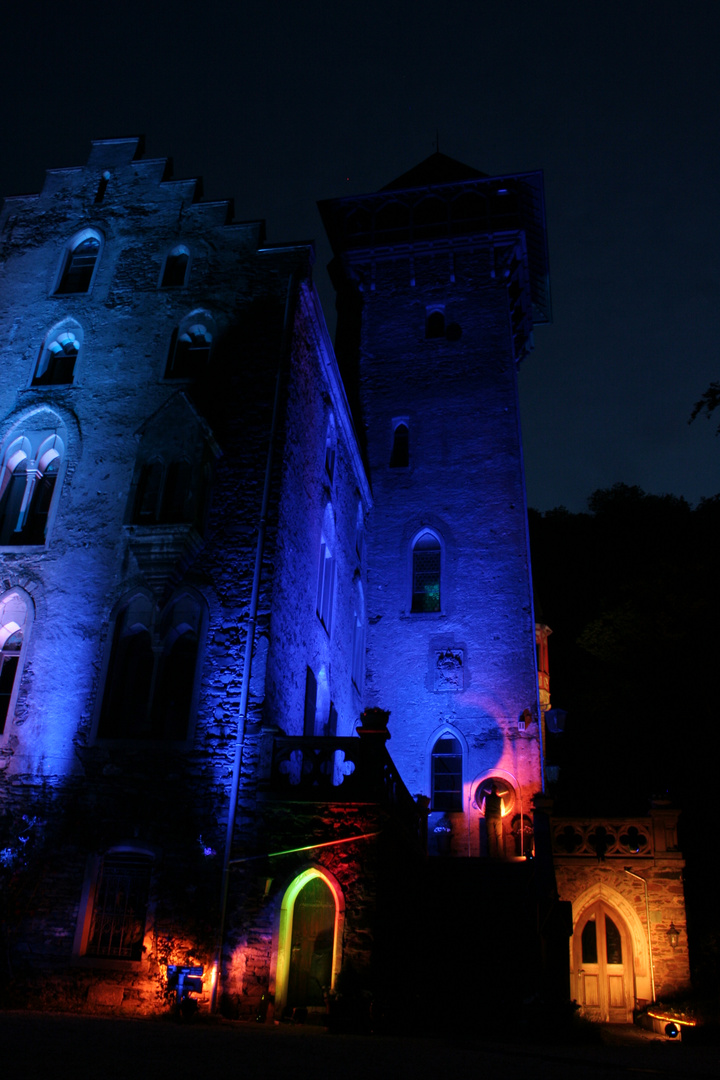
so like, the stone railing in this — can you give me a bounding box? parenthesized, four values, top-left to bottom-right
(551, 817, 655, 859)
(269, 735, 416, 815)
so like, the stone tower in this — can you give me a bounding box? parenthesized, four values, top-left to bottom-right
(320, 153, 551, 856)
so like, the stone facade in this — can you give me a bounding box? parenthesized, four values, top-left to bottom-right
(0, 140, 691, 1026)
(552, 808, 691, 1019)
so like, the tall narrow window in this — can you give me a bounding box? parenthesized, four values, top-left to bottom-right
(354, 504, 365, 563)
(324, 416, 336, 485)
(85, 852, 153, 961)
(303, 666, 318, 736)
(0, 590, 31, 737)
(431, 735, 463, 811)
(56, 232, 101, 294)
(316, 540, 336, 634)
(412, 531, 441, 612)
(133, 462, 163, 524)
(351, 583, 365, 692)
(351, 613, 365, 692)
(390, 422, 409, 468)
(161, 246, 189, 288)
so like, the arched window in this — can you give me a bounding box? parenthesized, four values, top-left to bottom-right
(425, 309, 445, 339)
(0, 433, 65, 547)
(411, 531, 441, 612)
(0, 590, 32, 736)
(97, 590, 206, 742)
(351, 583, 365, 692)
(56, 230, 102, 294)
(324, 415, 336, 484)
(33, 321, 82, 386)
(431, 735, 463, 811)
(316, 537, 336, 634)
(354, 503, 365, 563)
(389, 422, 409, 467)
(166, 316, 213, 378)
(161, 246, 190, 288)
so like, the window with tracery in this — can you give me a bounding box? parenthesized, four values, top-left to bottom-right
(0, 432, 65, 546)
(165, 319, 213, 378)
(98, 591, 205, 741)
(0, 590, 31, 736)
(33, 323, 82, 386)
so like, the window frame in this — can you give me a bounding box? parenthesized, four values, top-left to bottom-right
(430, 733, 464, 812)
(54, 228, 103, 296)
(165, 311, 214, 380)
(410, 528, 443, 614)
(316, 538, 336, 635)
(0, 429, 67, 550)
(74, 846, 155, 969)
(0, 588, 34, 740)
(94, 588, 207, 746)
(32, 319, 83, 387)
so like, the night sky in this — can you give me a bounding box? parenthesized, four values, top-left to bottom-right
(3, 1, 719, 512)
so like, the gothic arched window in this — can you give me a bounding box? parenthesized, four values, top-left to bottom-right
(0, 433, 65, 547)
(0, 590, 32, 736)
(411, 530, 441, 612)
(55, 230, 102, 295)
(431, 734, 463, 811)
(97, 590, 206, 742)
(390, 422, 409, 467)
(166, 314, 213, 378)
(33, 321, 82, 386)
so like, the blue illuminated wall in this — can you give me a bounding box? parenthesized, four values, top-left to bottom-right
(320, 160, 551, 854)
(0, 138, 370, 1011)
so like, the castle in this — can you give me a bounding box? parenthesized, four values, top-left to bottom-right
(0, 138, 689, 1025)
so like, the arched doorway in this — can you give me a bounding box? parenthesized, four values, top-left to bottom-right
(287, 875, 335, 1008)
(574, 900, 634, 1022)
(274, 868, 344, 1016)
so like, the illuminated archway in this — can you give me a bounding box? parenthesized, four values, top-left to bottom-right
(273, 867, 344, 1015)
(570, 882, 650, 1020)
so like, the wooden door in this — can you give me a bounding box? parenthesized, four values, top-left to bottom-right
(575, 901, 633, 1022)
(287, 876, 335, 1007)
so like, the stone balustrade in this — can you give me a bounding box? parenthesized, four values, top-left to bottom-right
(551, 817, 656, 859)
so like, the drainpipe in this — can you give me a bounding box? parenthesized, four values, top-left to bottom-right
(624, 867, 656, 1004)
(210, 272, 297, 1011)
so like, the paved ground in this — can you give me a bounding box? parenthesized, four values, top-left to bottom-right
(1, 1011, 717, 1080)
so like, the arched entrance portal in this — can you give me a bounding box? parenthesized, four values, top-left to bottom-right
(287, 875, 335, 1008)
(574, 901, 634, 1022)
(274, 868, 344, 1017)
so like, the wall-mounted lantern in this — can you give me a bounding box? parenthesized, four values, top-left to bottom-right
(666, 923, 681, 949)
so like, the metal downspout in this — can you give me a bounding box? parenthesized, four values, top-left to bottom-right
(624, 866, 656, 1004)
(210, 272, 297, 1011)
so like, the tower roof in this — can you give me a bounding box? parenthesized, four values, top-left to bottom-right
(380, 152, 488, 192)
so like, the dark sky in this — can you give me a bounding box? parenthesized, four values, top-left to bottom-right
(3, 0, 718, 511)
